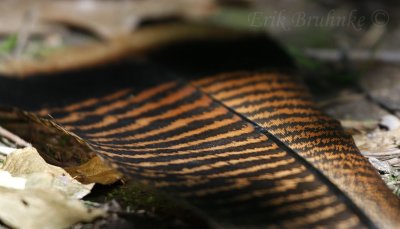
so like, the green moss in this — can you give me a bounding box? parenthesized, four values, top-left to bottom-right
(0, 34, 18, 55)
(82, 181, 209, 228)
(208, 7, 266, 31)
(288, 45, 360, 86)
(288, 46, 325, 71)
(106, 182, 178, 213)
(383, 175, 400, 197)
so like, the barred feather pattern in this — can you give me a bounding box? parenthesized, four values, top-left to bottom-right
(15, 71, 395, 228)
(0, 59, 400, 228)
(192, 72, 400, 228)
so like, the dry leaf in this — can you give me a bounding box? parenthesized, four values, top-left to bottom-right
(65, 156, 122, 185)
(0, 23, 242, 77)
(0, 187, 105, 229)
(0, 0, 216, 77)
(0, 145, 17, 155)
(0, 171, 26, 189)
(39, 0, 216, 39)
(354, 128, 400, 166)
(2, 147, 94, 199)
(0, 0, 215, 38)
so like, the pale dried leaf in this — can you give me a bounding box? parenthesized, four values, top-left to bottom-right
(2, 147, 94, 199)
(0, 187, 105, 229)
(65, 156, 123, 185)
(0, 145, 16, 155)
(0, 171, 26, 189)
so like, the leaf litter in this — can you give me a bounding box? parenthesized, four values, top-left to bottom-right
(2, 147, 94, 199)
(0, 127, 108, 229)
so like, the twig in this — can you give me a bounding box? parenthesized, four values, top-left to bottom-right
(305, 49, 400, 63)
(0, 126, 30, 147)
(13, 6, 38, 58)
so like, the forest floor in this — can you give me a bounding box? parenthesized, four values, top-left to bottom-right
(0, 1, 400, 228)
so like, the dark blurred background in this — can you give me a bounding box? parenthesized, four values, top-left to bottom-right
(0, 0, 399, 120)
